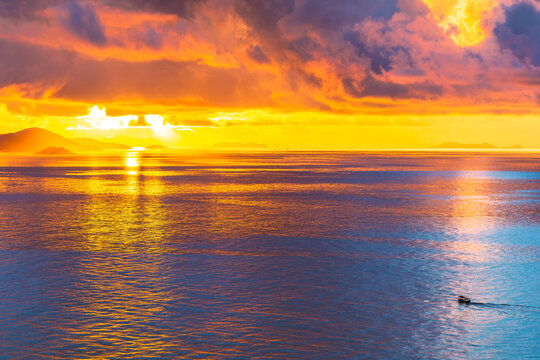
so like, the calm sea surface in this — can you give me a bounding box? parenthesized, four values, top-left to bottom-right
(0, 151, 539, 359)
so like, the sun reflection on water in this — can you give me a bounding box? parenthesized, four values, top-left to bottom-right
(125, 151, 141, 176)
(438, 168, 505, 266)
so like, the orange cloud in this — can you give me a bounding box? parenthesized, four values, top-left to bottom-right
(0, 0, 538, 148)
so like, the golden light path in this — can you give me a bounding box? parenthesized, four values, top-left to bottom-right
(125, 150, 141, 176)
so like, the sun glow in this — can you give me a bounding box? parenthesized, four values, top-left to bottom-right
(70, 106, 192, 134)
(422, 0, 498, 47)
(72, 105, 134, 130)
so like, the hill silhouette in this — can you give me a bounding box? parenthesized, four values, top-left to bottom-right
(0, 128, 128, 153)
(434, 142, 497, 149)
(212, 142, 267, 149)
(73, 137, 130, 150)
(36, 146, 75, 155)
(434, 142, 523, 150)
(147, 144, 168, 149)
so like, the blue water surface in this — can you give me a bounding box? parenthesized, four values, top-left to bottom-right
(0, 151, 539, 359)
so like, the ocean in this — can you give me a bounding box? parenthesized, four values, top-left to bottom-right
(0, 151, 539, 359)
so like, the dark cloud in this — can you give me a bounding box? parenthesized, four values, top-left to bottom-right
(301, 71, 322, 88)
(0, 38, 270, 106)
(396, 0, 429, 17)
(247, 45, 270, 63)
(287, 36, 322, 62)
(291, 0, 398, 31)
(410, 81, 443, 98)
(0, 38, 74, 96)
(235, 0, 294, 38)
(139, 26, 163, 49)
(236, 0, 401, 69)
(494, 2, 540, 66)
(0, 0, 206, 20)
(106, 0, 205, 18)
(58, 1, 106, 46)
(345, 30, 409, 75)
(342, 74, 441, 99)
(233, 0, 416, 99)
(343, 75, 408, 98)
(0, 0, 66, 19)
(465, 49, 483, 62)
(500, 2, 539, 35)
(54, 57, 270, 107)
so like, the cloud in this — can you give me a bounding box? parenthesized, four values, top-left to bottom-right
(0, 39, 74, 97)
(128, 115, 149, 127)
(72, 105, 193, 131)
(0, 0, 538, 115)
(0, 0, 206, 20)
(108, 0, 206, 19)
(494, 2, 540, 66)
(289, 0, 398, 30)
(0, 37, 273, 107)
(0, 0, 66, 19)
(56, 1, 106, 45)
(246, 45, 270, 63)
(235, 0, 294, 38)
(287, 35, 322, 62)
(344, 30, 408, 75)
(53, 57, 272, 107)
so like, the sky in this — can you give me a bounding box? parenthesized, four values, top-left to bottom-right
(0, 0, 539, 148)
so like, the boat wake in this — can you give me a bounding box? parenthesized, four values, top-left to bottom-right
(469, 302, 540, 313)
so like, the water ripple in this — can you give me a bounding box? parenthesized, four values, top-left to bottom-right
(0, 152, 539, 359)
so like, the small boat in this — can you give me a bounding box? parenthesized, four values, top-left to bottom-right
(458, 296, 471, 304)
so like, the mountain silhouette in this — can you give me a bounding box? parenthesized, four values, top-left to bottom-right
(147, 144, 168, 149)
(0, 128, 128, 153)
(434, 142, 497, 149)
(36, 146, 75, 155)
(212, 142, 267, 149)
(434, 142, 523, 149)
(73, 137, 130, 150)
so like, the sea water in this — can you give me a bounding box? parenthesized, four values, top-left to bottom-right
(0, 151, 539, 359)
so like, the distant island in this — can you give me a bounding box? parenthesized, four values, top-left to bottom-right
(72, 137, 130, 150)
(36, 146, 74, 155)
(212, 142, 268, 149)
(434, 142, 522, 150)
(0, 128, 129, 153)
(146, 144, 168, 150)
